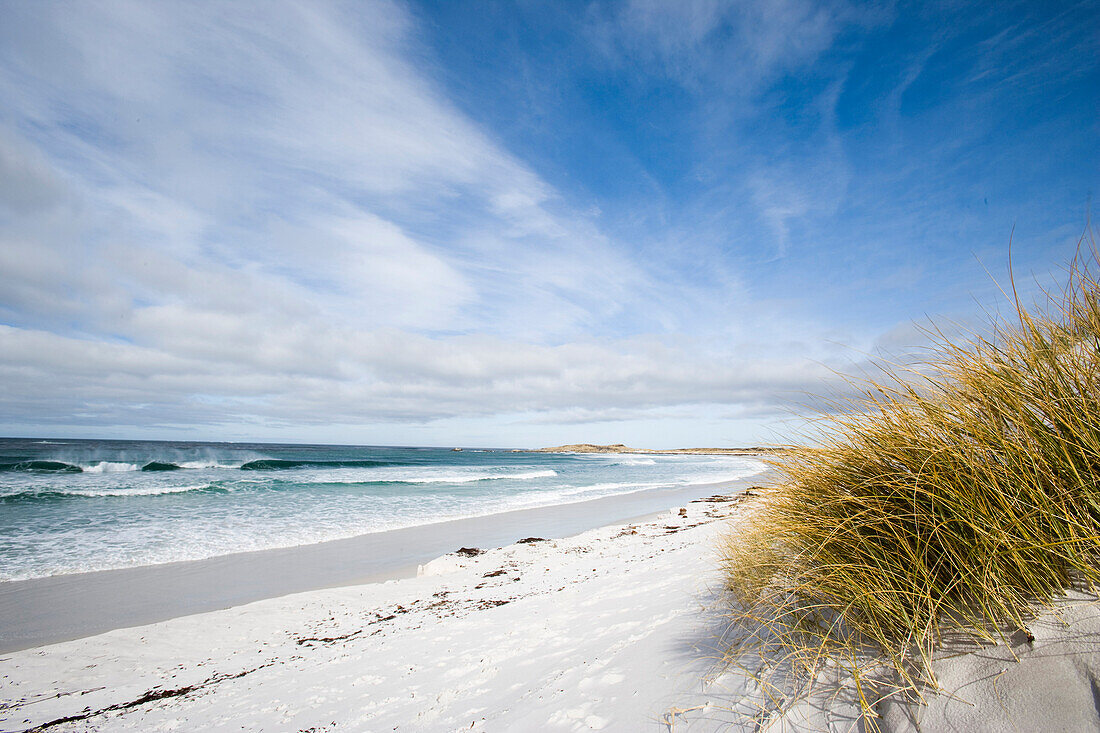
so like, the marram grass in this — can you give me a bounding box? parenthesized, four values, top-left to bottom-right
(720, 243, 1100, 729)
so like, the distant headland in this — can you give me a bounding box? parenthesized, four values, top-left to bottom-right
(535, 443, 784, 455)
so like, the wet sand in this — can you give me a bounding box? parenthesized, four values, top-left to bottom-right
(0, 473, 769, 652)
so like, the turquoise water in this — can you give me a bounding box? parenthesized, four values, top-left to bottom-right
(0, 438, 765, 581)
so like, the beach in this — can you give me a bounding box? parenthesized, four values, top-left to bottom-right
(0, 474, 763, 653)
(1, 476, 766, 732)
(0, 440, 768, 586)
(6, 457, 1100, 730)
(1, 0, 1093, 729)
(6, 466, 1100, 731)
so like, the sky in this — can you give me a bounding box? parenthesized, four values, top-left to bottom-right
(0, 0, 1096, 448)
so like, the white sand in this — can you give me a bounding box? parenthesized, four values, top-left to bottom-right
(876, 591, 1100, 732)
(5, 490, 1100, 733)
(762, 591, 1100, 733)
(0, 495, 759, 732)
(731, 592, 1100, 732)
(0, 476, 765, 653)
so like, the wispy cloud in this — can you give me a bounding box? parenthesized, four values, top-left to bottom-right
(0, 0, 862, 443)
(0, 0, 1094, 446)
(590, 0, 865, 91)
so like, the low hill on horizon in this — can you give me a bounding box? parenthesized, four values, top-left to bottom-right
(535, 443, 782, 455)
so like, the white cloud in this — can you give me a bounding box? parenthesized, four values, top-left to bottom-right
(0, 0, 871, 443)
(0, 324, 854, 430)
(0, 0, 662, 336)
(0, 129, 68, 214)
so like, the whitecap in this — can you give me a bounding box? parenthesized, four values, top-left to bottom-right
(81, 462, 141, 473)
(177, 461, 242, 469)
(32, 484, 216, 498)
(400, 469, 558, 484)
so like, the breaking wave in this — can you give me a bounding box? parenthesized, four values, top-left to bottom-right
(238, 459, 398, 470)
(397, 469, 558, 484)
(0, 484, 220, 502)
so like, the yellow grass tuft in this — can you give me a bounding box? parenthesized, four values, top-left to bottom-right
(719, 236, 1100, 728)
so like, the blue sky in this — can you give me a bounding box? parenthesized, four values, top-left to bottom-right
(0, 0, 1096, 447)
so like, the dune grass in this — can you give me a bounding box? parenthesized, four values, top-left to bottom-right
(720, 241, 1100, 728)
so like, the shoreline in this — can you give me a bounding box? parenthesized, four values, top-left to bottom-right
(0, 471, 770, 653)
(0, 484, 766, 732)
(533, 444, 785, 455)
(5, 473, 1100, 731)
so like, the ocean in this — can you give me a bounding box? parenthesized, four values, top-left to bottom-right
(0, 438, 766, 582)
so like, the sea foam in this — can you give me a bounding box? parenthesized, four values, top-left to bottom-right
(0, 438, 766, 581)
